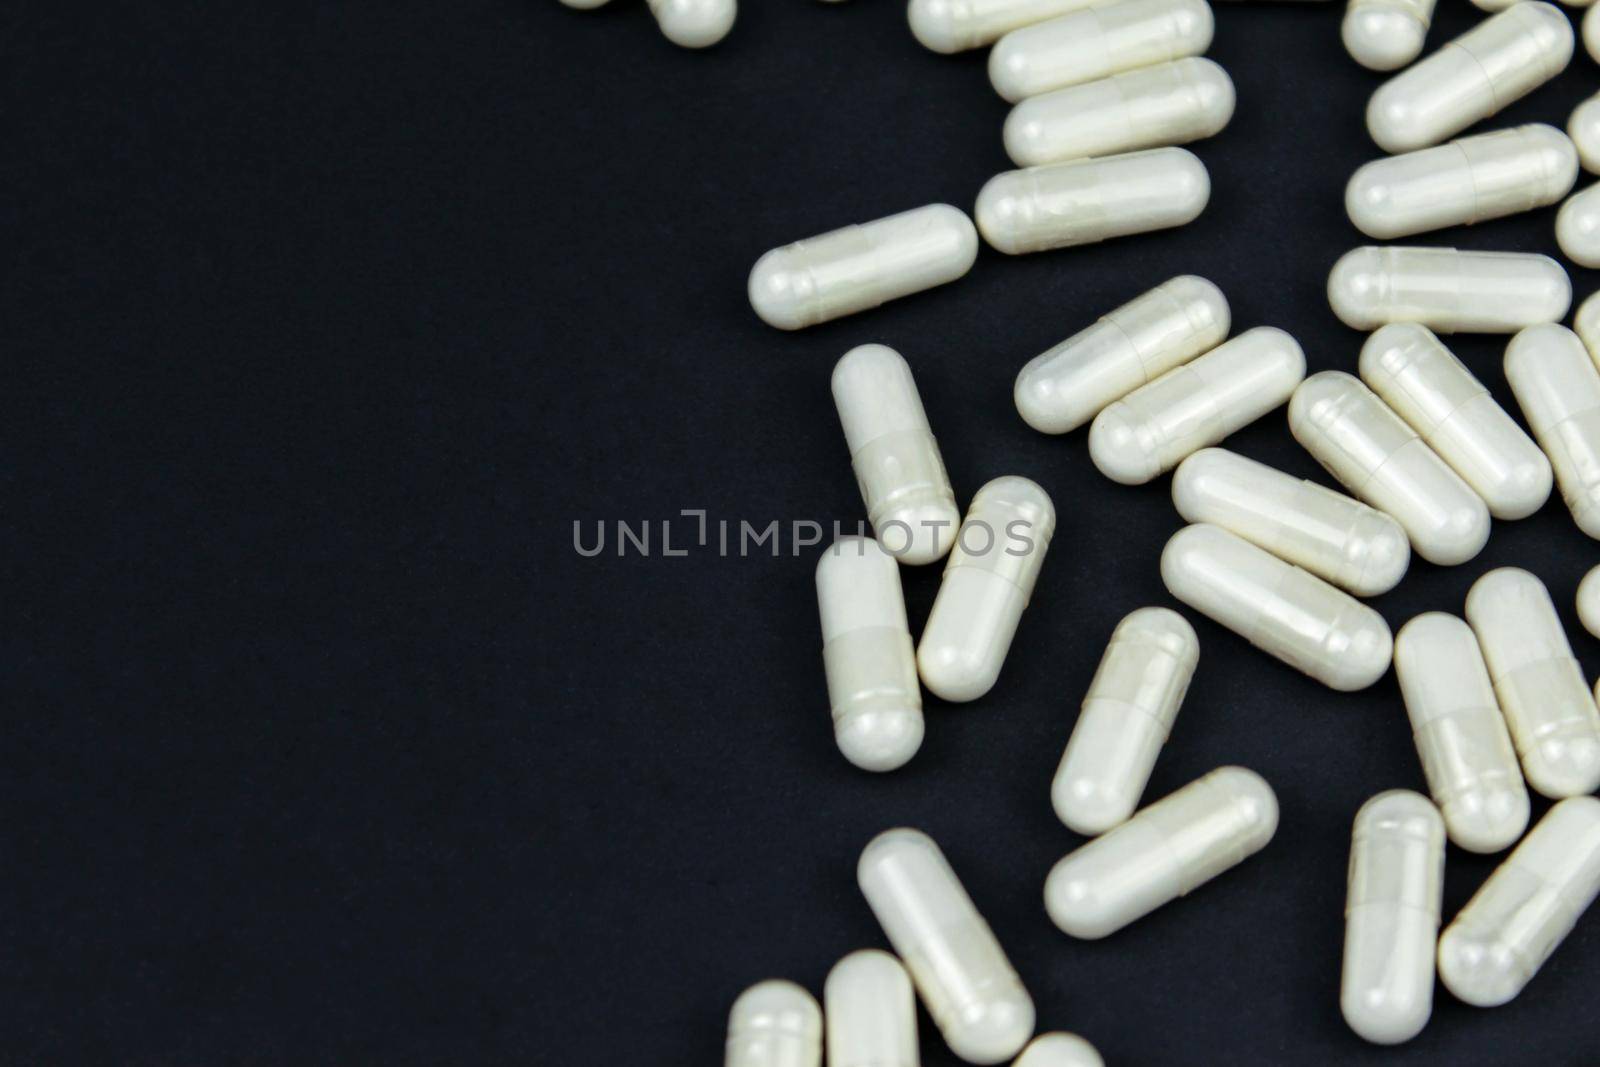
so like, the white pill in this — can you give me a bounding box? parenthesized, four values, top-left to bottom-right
(1341, 791, 1444, 1046)
(1437, 796, 1600, 1007)
(1171, 448, 1411, 597)
(1467, 568, 1600, 799)
(1328, 246, 1571, 334)
(976, 149, 1210, 256)
(1343, 0, 1436, 72)
(1089, 326, 1306, 485)
(1003, 58, 1235, 168)
(1580, 565, 1600, 639)
(908, 0, 1102, 54)
(1570, 94, 1600, 173)
(1558, 182, 1600, 267)
(648, 0, 737, 48)
(1045, 766, 1278, 939)
(918, 477, 1055, 703)
(1359, 324, 1552, 521)
(1589, 5, 1600, 63)
(1504, 324, 1600, 539)
(559, 0, 612, 8)
(1580, 288, 1600, 355)
(1014, 1033, 1106, 1067)
(858, 829, 1035, 1064)
(824, 950, 919, 1067)
(989, 0, 1214, 104)
(726, 980, 822, 1067)
(749, 204, 978, 330)
(1052, 608, 1199, 836)
(1366, 4, 1572, 154)
(1394, 614, 1529, 854)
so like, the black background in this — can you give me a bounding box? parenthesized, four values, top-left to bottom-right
(7, 1, 1600, 1063)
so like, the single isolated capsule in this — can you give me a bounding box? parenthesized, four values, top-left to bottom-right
(749, 204, 978, 330)
(1358, 324, 1552, 521)
(1045, 766, 1278, 939)
(1557, 182, 1600, 268)
(1504, 324, 1600, 538)
(918, 477, 1055, 703)
(1366, 4, 1573, 154)
(908, 0, 1102, 54)
(1013, 1033, 1106, 1067)
(1089, 327, 1306, 485)
(647, 0, 737, 48)
(1437, 796, 1600, 1007)
(1570, 93, 1600, 174)
(1394, 614, 1530, 854)
(976, 149, 1210, 256)
(989, 0, 1215, 104)
(1328, 247, 1571, 334)
(725, 980, 822, 1067)
(1580, 565, 1600, 639)
(1052, 608, 1199, 836)
(1343, 0, 1437, 72)
(824, 950, 919, 1067)
(1341, 791, 1445, 1046)
(858, 829, 1035, 1064)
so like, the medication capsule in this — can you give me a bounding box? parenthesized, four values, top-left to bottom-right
(1002, 58, 1235, 169)
(1343, 0, 1437, 73)
(1580, 565, 1600, 640)
(917, 477, 1055, 703)
(908, 0, 1102, 54)
(1589, 4, 1600, 64)
(824, 950, 919, 1067)
(1437, 796, 1600, 1007)
(1171, 448, 1411, 597)
(1044, 766, 1278, 939)
(647, 0, 737, 48)
(1366, 4, 1572, 154)
(1013, 1034, 1106, 1067)
(988, 0, 1215, 104)
(975, 149, 1210, 256)
(1328, 247, 1571, 334)
(1394, 614, 1530, 854)
(748, 204, 978, 330)
(725, 980, 822, 1067)
(1466, 568, 1600, 798)
(1569, 93, 1600, 174)
(1341, 791, 1445, 1046)
(1014, 275, 1230, 434)
(559, 0, 611, 8)
(1359, 324, 1552, 521)
(1580, 288, 1600, 356)
(1504, 324, 1600, 538)
(832, 345, 961, 565)
(858, 829, 1035, 1064)
(1557, 182, 1600, 268)
(1161, 524, 1393, 691)
(1089, 327, 1305, 485)
(1052, 608, 1199, 836)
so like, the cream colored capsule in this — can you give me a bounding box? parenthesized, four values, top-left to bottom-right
(1160, 524, 1394, 691)
(989, 0, 1215, 103)
(1504, 324, 1600, 538)
(1580, 565, 1600, 639)
(1343, 0, 1436, 72)
(726, 980, 822, 1067)
(1045, 766, 1278, 939)
(824, 950, 919, 1067)
(1558, 182, 1600, 267)
(1328, 247, 1571, 334)
(1570, 93, 1600, 173)
(976, 149, 1210, 255)
(1013, 1033, 1106, 1067)
(559, 0, 611, 8)
(1580, 288, 1600, 357)
(908, 0, 1102, 53)
(1589, 5, 1600, 64)
(648, 0, 737, 48)
(1358, 324, 1552, 521)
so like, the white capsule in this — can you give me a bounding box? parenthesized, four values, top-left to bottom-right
(1003, 58, 1235, 168)
(559, 0, 611, 8)
(1558, 182, 1600, 267)
(918, 477, 1055, 703)
(1589, 5, 1600, 63)
(1171, 448, 1411, 597)
(1045, 766, 1277, 939)
(1569, 94, 1600, 174)
(1394, 614, 1530, 854)
(1328, 246, 1571, 334)
(1341, 791, 1445, 1046)
(908, 0, 1103, 54)
(1089, 327, 1305, 485)
(858, 829, 1035, 1064)
(749, 204, 978, 330)
(1580, 565, 1600, 639)
(1359, 324, 1552, 521)
(647, 0, 737, 48)
(1580, 288, 1600, 356)
(824, 950, 919, 1067)
(1052, 608, 1199, 836)
(1366, 4, 1572, 154)
(989, 0, 1215, 104)
(1504, 324, 1600, 538)
(1467, 568, 1600, 798)
(1437, 796, 1600, 1007)
(1013, 1033, 1106, 1067)
(1343, 0, 1436, 72)
(726, 980, 822, 1067)
(975, 149, 1210, 256)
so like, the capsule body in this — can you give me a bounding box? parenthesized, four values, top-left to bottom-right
(1589, 4, 1600, 64)
(858, 829, 1035, 1064)
(648, 0, 737, 48)
(989, 0, 1215, 103)
(749, 204, 978, 330)
(1504, 324, 1600, 538)
(1328, 247, 1571, 334)
(1569, 93, 1600, 174)
(1045, 766, 1278, 939)
(1343, 0, 1436, 72)
(908, 0, 1102, 54)
(824, 951, 919, 1067)
(918, 477, 1055, 703)
(1557, 182, 1600, 268)
(1013, 1034, 1106, 1067)
(726, 980, 822, 1067)
(1160, 524, 1394, 691)
(1580, 565, 1600, 640)
(1579, 288, 1600, 359)
(559, 0, 612, 9)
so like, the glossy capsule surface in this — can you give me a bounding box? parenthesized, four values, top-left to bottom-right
(1328, 247, 1571, 334)
(1504, 324, 1600, 538)
(1580, 565, 1600, 639)
(1013, 1033, 1106, 1067)
(1570, 93, 1600, 173)
(1557, 182, 1600, 267)
(908, 0, 1101, 54)
(858, 829, 1035, 1064)
(989, 0, 1214, 103)
(1052, 607, 1199, 835)
(1045, 766, 1278, 939)
(1089, 327, 1305, 485)
(647, 0, 737, 48)
(1161, 524, 1394, 691)
(726, 980, 822, 1067)
(1589, 4, 1600, 63)
(825, 950, 919, 1067)
(1437, 796, 1600, 1007)
(1343, 0, 1436, 72)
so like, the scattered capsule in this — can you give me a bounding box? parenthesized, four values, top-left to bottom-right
(1013, 1033, 1106, 1067)
(726, 980, 822, 1067)
(559, 0, 612, 8)
(647, 0, 737, 48)
(976, 149, 1210, 255)
(1570, 93, 1600, 174)
(824, 950, 919, 1067)
(1580, 565, 1600, 640)
(1394, 614, 1530, 854)
(1558, 182, 1600, 268)
(1328, 247, 1571, 334)
(1358, 324, 1552, 521)
(1052, 608, 1199, 836)
(1437, 796, 1600, 1008)
(908, 0, 1102, 54)
(989, 0, 1215, 104)
(1045, 766, 1278, 939)
(858, 829, 1035, 1064)
(1366, 4, 1573, 154)
(1343, 0, 1437, 72)
(748, 204, 978, 330)
(918, 477, 1055, 703)
(1504, 324, 1600, 538)
(1589, 4, 1600, 64)
(1579, 288, 1600, 357)
(1014, 275, 1231, 434)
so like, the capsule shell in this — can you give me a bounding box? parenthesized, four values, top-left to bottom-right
(1161, 524, 1394, 691)
(726, 980, 822, 1067)
(1580, 565, 1600, 640)
(1589, 4, 1600, 64)
(648, 0, 737, 48)
(824, 950, 919, 1067)
(1504, 324, 1600, 539)
(1569, 93, 1600, 174)
(1328, 246, 1571, 334)
(1013, 1033, 1106, 1067)
(749, 204, 978, 330)
(1558, 181, 1600, 268)
(908, 0, 1103, 53)
(858, 829, 1035, 1064)
(989, 0, 1214, 103)
(1343, 0, 1436, 72)
(1045, 766, 1278, 939)
(559, 0, 612, 9)
(1579, 288, 1600, 359)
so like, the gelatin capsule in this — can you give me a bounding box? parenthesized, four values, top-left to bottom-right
(1589, 4, 1600, 64)
(726, 980, 822, 1067)
(989, 0, 1214, 104)
(559, 0, 611, 8)
(1504, 324, 1600, 539)
(908, 0, 1102, 54)
(1580, 564, 1600, 640)
(824, 950, 919, 1067)
(1327, 246, 1571, 334)
(1557, 182, 1600, 268)
(1569, 92, 1600, 174)
(1343, 0, 1436, 73)
(1014, 1033, 1106, 1067)
(648, 0, 737, 48)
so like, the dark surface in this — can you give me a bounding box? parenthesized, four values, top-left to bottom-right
(7, 1, 1600, 1063)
